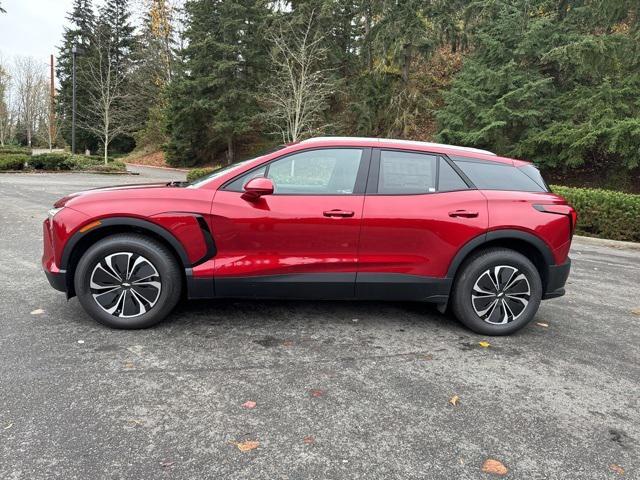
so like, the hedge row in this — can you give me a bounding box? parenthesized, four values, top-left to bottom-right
(0, 152, 125, 172)
(551, 185, 640, 242)
(187, 167, 216, 182)
(0, 154, 28, 170)
(0, 146, 30, 155)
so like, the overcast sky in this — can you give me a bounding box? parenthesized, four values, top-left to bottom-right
(0, 0, 75, 64)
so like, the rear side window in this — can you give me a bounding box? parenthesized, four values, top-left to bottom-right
(519, 164, 549, 191)
(438, 158, 469, 192)
(378, 150, 437, 194)
(453, 157, 547, 192)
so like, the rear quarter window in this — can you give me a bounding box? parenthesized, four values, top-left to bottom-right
(452, 156, 548, 192)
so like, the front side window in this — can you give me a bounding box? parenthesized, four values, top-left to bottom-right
(378, 150, 437, 194)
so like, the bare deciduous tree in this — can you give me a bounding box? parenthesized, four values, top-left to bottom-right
(79, 27, 133, 164)
(262, 12, 334, 144)
(14, 56, 46, 147)
(0, 56, 12, 146)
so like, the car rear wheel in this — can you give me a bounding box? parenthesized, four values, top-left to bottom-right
(74, 234, 182, 329)
(451, 248, 542, 335)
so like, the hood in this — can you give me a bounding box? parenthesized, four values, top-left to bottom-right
(53, 182, 185, 208)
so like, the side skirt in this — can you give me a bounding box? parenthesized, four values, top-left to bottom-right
(186, 272, 452, 303)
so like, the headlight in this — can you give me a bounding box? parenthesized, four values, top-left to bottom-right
(48, 207, 64, 220)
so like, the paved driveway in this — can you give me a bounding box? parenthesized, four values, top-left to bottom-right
(0, 170, 638, 479)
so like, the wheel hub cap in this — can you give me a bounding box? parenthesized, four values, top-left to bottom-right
(90, 252, 161, 318)
(471, 265, 531, 325)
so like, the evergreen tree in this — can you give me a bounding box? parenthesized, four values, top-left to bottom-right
(436, 0, 640, 174)
(56, 0, 98, 152)
(165, 0, 270, 166)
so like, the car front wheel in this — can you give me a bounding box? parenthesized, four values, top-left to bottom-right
(74, 234, 182, 329)
(451, 248, 543, 335)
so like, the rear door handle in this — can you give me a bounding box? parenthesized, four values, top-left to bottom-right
(448, 209, 479, 218)
(323, 209, 355, 218)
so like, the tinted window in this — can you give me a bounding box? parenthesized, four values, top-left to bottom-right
(268, 149, 362, 194)
(453, 157, 546, 192)
(378, 151, 437, 194)
(438, 158, 468, 192)
(519, 164, 549, 191)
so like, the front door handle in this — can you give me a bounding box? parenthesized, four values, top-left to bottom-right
(323, 209, 355, 218)
(449, 209, 479, 218)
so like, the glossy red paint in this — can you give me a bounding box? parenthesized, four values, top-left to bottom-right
(43, 137, 575, 303)
(358, 190, 488, 277)
(210, 190, 364, 277)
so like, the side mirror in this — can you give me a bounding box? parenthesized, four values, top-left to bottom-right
(242, 177, 274, 201)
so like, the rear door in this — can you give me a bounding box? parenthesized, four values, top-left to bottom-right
(356, 149, 488, 301)
(210, 147, 371, 299)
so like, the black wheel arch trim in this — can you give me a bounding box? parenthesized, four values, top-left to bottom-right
(60, 215, 216, 271)
(446, 229, 556, 280)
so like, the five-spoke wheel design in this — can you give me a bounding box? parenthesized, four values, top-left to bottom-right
(90, 252, 162, 318)
(471, 265, 531, 325)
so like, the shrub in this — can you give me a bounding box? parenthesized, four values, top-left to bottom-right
(0, 154, 28, 170)
(91, 160, 127, 173)
(29, 153, 71, 170)
(63, 155, 101, 170)
(552, 185, 640, 242)
(187, 167, 216, 182)
(0, 146, 30, 155)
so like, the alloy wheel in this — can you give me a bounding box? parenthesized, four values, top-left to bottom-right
(89, 252, 162, 318)
(471, 265, 531, 325)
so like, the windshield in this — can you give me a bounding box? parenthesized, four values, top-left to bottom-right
(187, 159, 256, 188)
(187, 146, 283, 188)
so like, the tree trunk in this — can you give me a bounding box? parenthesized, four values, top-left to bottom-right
(226, 135, 235, 165)
(104, 138, 109, 165)
(402, 44, 412, 84)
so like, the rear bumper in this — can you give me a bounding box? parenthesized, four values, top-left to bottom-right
(543, 257, 571, 299)
(45, 269, 67, 293)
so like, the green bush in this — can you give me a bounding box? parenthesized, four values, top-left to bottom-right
(29, 153, 71, 170)
(551, 185, 640, 242)
(63, 155, 101, 170)
(0, 146, 30, 155)
(0, 154, 28, 170)
(187, 167, 216, 182)
(91, 160, 127, 172)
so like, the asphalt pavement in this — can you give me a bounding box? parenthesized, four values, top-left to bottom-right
(0, 169, 638, 479)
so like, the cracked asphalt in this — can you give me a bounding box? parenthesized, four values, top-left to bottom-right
(1, 169, 638, 479)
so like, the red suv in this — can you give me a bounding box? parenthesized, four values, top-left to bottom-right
(43, 137, 575, 335)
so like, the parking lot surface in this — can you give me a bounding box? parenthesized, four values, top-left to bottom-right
(1, 170, 638, 479)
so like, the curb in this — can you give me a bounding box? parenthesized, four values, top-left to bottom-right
(0, 170, 137, 175)
(125, 162, 190, 172)
(573, 235, 640, 251)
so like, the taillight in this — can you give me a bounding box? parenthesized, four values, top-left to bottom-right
(533, 204, 577, 236)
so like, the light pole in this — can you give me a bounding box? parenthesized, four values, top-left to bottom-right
(71, 45, 77, 155)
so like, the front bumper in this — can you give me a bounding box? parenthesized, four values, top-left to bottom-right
(543, 257, 571, 299)
(45, 270, 67, 292)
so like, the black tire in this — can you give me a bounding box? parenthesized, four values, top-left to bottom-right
(451, 248, 542, 335)
(74, 233, 182, 329)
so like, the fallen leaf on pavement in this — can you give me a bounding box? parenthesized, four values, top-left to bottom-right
(610, 464, 625, 475)
(418, 354, 433, 361)
(123, 361, 134, 369)
(159, 460, 175, 468)
(631, 308, 640, 316)
(282, 340, 294, 347)
(482, 459, 508, 476)
(127, 419, 144, 426)
(449, 395, 460, 406)
(30, 309, 44, 315)
(479, 341, 491, 348)
(234, 440, 259, 452)
(4, 423, 13, 430)
(242, 400, 257, 409)
(309, 389, 325, 398)
(536, 322, 549, 328)
(303, 435, 315, 444)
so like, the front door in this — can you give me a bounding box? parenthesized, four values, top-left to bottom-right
(210, 147, 371, 299)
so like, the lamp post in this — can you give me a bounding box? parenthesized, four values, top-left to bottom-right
(71, 45, 77, 155)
